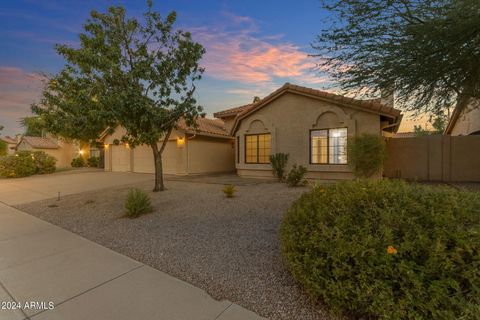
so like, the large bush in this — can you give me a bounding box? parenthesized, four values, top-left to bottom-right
(0, 151, 37, 177)
(281, 179, 480, 320)
(347, 134, 386, 178)
(0, 151, 56, 177)
(32, 151, 56, 174)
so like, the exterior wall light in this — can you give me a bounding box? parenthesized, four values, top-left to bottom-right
(176, 137, 185, 147)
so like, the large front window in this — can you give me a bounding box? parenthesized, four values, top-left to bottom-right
(245, 133, 271, 163)
(311, 128, 347, 164)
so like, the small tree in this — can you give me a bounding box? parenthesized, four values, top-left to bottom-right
(33, 1, 205, 191)
(20, 117, 46, 137)
(0, 125, 6, 156)
(270, 153, 289, 181)
(347, 134, 386, 178)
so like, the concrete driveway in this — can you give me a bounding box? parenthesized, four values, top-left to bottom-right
(0, 169, 154, 206)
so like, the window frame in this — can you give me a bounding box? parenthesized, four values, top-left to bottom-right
(309, 127, 348, 165)
(244, 133, 271, 164)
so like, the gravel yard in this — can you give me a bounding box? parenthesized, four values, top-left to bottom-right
(16, 178, 337, 320)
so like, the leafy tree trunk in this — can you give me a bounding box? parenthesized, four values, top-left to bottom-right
(150, 127, 173, 192)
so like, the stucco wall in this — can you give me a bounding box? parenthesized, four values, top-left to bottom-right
(104, 126, 235, 175)
(234, 92, 382, 180)
(186, 136, 235, 174)
(450, 104, 480, 135)
(384, 135, 480, 182)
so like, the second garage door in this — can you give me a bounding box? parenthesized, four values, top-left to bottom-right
(111, 145, 131, 172)
(132, 142, 177, 174)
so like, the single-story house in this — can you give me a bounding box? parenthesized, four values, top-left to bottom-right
(214, 83, 402, 180)
(444, 100, 480, 135)
(101, 117, 235, 175)
(0, 136, 18, 155)
(16, 136, 85, 168)
(103, 83, 402, 180)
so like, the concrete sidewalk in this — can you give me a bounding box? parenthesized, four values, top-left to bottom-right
(0, 203, 264, 320)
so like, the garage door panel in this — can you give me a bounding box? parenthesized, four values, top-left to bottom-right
(132, 142, 177, 174)
(111, 146, 130, 172)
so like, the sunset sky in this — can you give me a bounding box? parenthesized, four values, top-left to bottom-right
(0, 0, 425, 136)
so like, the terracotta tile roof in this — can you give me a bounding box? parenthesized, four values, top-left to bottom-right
(221, 83, 402, 134)
(177, 117, 230, 137)
(21, 136, 59, 149)
(213, 103, 254, 118)
(1, 136, 16, 144)
(236, 83, 402, 119)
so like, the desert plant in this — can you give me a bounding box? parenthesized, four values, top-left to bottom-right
(71, 156, 85, 167)
(286, 164, 307, 187)
(87, 156, 99, 168)
(270, 153, 289, 181)
(124, 188, 152, 218)
(222, 184, 236, 198)
(281, 179, 480, 320)
(0, 151, 36, 178)
(347, 134, 386, 178)
(32, 151, 56, 174)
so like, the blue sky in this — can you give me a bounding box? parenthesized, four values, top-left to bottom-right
(0, 0, 418, 135)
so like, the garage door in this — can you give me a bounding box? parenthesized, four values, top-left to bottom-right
(111, 145, 131, 172)
(132, 142, 177, 174)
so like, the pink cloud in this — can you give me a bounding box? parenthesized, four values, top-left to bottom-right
(190, 14, 326, 87)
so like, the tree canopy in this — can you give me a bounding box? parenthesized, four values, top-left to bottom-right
(20, 117, 46, 137)
(33, 1, 205, 191)
(314, 0, 480, 115)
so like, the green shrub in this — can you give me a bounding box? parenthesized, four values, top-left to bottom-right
(124, 188, 152, 218)
(0, 151, 36, 178)
(87, 156, 99, 168)
(270, 153, 289, 181)
(32, 151, 56, 174)
(286, 164, 307, 187)
(280, 179, 480, 320)
(71, 156, 85, 167)
(0, 151, 57, 178)
(222, 184, 236, 198)
(347, 134, 386, 178)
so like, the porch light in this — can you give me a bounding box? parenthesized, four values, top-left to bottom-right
(125, 143, 129, 148)
(176, 137, 185, 147)
(104, 144, 109, 149)
(79, 150, 84, 155)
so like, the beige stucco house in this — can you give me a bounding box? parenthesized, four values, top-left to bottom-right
(214, 83, 402, 180)
(444, 100, 480, 135)
(16, 136, 85, 168)
(103, 83, 402, 180)
(102, 117, 235, 175)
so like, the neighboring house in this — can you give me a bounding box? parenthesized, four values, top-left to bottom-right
(101, 117, 235, 175)
(0, 136, 18, 155)
(214, 83, 402, 180)
(444, 101, 480, 135)
(16, 136, 83, 168)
